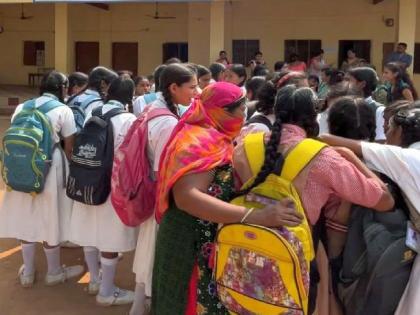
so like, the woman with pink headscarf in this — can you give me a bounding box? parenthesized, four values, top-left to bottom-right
(151, 82, 303, 315)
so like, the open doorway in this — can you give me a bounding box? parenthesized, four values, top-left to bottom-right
(338, 40, 371, 69)
(162, 42, 188, 63)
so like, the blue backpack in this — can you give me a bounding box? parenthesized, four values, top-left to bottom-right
(67, 93, 102, 133)
(1, 98, 63, 194)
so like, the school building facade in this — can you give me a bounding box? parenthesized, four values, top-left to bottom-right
(0, 0, 419, 89)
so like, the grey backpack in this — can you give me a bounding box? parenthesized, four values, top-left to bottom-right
(338, 176, 416, 315)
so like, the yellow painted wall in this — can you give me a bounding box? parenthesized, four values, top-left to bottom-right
(69, 2, 188, 76)
(0, 3, 54, 85)
(223, 0, 398, 71)
(0, 2, 188, 84)
(0, 0, 418, 91)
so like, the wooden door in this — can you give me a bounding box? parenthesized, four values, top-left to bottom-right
(75, 42, 99, 74)
(382, 42, 395, 68)
(112, 42, 138, 76)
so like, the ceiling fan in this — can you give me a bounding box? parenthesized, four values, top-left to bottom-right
(146, 2, 176, 20)
(0, 4, 33, 20)
(19, 4, 33, 20)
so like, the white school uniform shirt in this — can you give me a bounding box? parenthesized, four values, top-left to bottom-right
(365, 141, 420, 315)
(133, 92, 163, 117)
(361, 141, 420, 211)
(365, 96, 386, 142)
(146, 94, 179, 172)
(0, 93, 77, 245)
(317, 109, 330, 135)
(133, 94, 179, 296)
(69, 100, 138, 252)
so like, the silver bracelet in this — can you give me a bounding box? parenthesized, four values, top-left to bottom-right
(241, 208, 255, 223)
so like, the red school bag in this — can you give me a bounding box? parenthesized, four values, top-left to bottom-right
(111, 106, 177, 227)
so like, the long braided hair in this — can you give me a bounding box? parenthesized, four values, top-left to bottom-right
(242, 85, 319, 193)
(159, 64, 196, 116)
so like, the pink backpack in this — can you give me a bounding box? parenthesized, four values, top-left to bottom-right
(111, 106, 177, 227)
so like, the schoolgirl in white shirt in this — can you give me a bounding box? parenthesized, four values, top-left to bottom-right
(0, 71, 83, 287)
(129, 63, 198, 315)
(69, 76, 138, 306)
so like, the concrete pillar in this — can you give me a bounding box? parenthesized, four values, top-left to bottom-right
(99, 8, 112, 69)
(54, 3, 70, 73)
(209, 1, 225, 64)
(188, 1, 225, 65)
(397, 0, 417, 74)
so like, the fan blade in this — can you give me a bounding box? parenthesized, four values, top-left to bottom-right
(157, 16, 176, 19)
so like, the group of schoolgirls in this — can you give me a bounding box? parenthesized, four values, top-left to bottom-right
(237, 66, 420, 315)
(0, 67, 135, 307)
(0, 62, 211, 314)
(1, 59, 419, 315)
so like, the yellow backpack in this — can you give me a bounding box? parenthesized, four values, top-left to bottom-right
(215, 132, 326, 315)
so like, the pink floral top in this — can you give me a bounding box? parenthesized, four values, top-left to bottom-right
(234, 124, 384, 225)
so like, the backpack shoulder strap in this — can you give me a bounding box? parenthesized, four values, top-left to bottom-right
(81, 94, 102, 110)
(145, 107, 177, 121)
(66, 93, 78, 105)
(91, 106, 125, 121)
(22, 99, 36, 110)
(38, 99, 64, 114)
(102, 107, 126, 122)
(243, 132, 266, 177)
(91, 106, 103, 118)
(281, 139, 327, 182)
(247, 115, 273, 129)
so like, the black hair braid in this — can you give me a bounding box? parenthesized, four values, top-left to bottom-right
(162, 89, 179, 117)
(239, 118, 284, 196)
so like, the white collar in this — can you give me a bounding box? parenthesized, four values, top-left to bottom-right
(365, 96, 373, 103)
(85, 89, 101, 96)
(409, 142, 420, 150)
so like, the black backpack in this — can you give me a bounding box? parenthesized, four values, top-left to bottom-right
(66, 106, 124, 205)
(337, 176, 416, 315)
(246, 114, 273, 130)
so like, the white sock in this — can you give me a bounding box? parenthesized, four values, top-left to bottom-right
(99, 256, 118, 297)
(83, 247, 100, 283)
(21, 243, 36, 276)
(129, 282, 147, 315)
(43, 246, 62, 275)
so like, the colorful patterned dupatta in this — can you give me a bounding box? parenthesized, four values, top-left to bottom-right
(156, 82, 245, 221)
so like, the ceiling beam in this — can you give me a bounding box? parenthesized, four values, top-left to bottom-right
(87, 3, 110, 11)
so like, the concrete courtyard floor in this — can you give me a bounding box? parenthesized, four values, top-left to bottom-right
(0, 116, 136, 315)
(0, 237, 136, 315)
